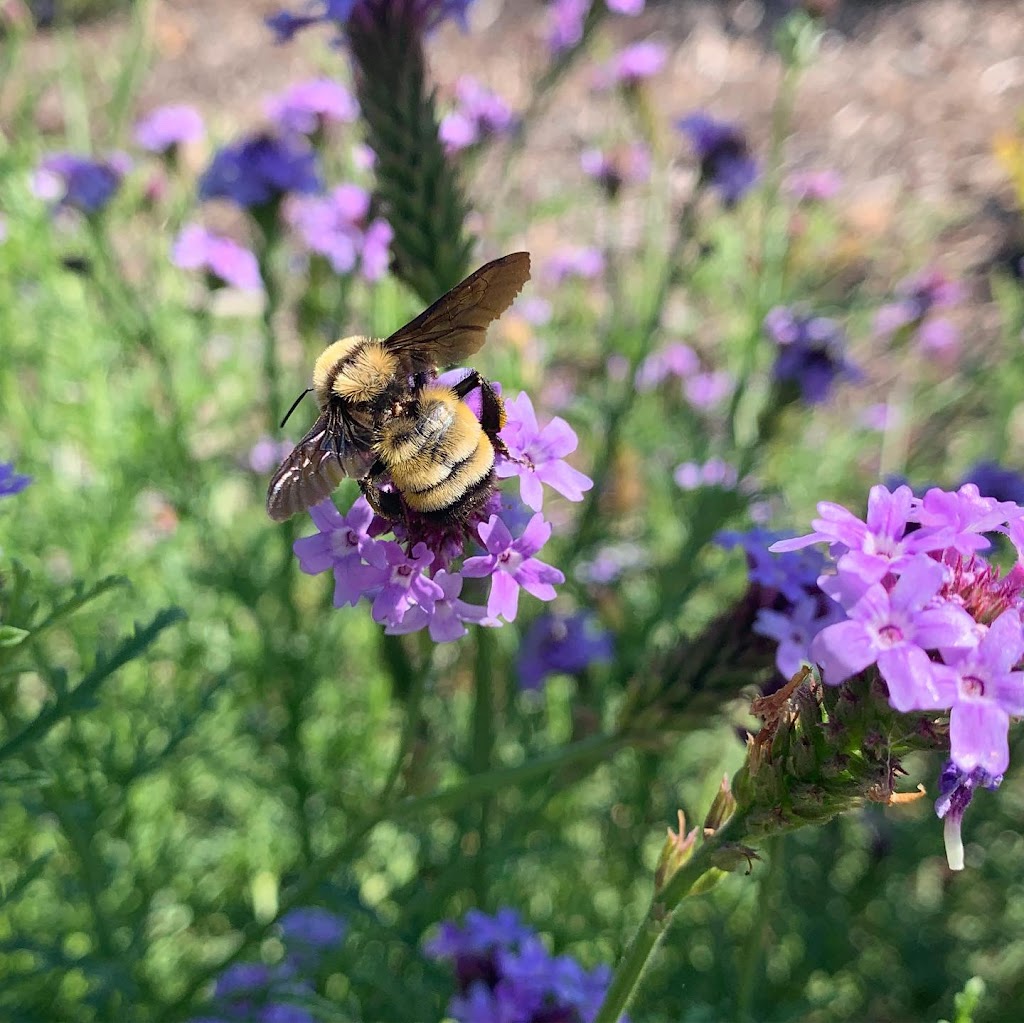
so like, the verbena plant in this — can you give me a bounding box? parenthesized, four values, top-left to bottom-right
(3, 1, 1024, 1021)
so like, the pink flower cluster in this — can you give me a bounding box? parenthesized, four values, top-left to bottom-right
(293, 390, 591, 642)
(771, 482, 1024, 868)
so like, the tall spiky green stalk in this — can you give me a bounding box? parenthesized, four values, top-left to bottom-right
(348, 0, 473, 305)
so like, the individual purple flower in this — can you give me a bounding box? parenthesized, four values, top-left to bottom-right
(635, 341, 698, 390)
(261, 1007, 315, 1023)
(677, 113, 758, 205)
(546, 0, 643, 52)
(962, 461, 1024, 506)
(594, 40, 667, 89)
(575, 541, 648, 585)
(934, 761, 1002, 871)
(280, 907, 347, 950)
(580, 142, 651, 198)
(265, 79, 358, 136)
(439, 76, 516, 154)
(248, 437, 296, 474)
(134, 104, 204, 154)
(199, 133, 320, 209)
(463, 514, 564, 622)
(496, 391, 592, 511)
(784, 168, 841, 203)
(874, 267, 962, 356)
(367, 540, 444, 627)
(606, 0, 643, 11)
(0, 461, 31, 499)
(764, 306, 860, 405)
(212, 962, 274, 1016)
(172, 224, 262, 291)
(385, 569, 493, 642)
(288, 184, 392, 279)
(930, 609, 1024, 775)
(34, 152, 129, 214)
(293, 497, 385, 607)
(809, 556, 978, 704)
(544, 246, 604, 284)
(517, 610, 613, 690)
(915, 483, 1024, 557)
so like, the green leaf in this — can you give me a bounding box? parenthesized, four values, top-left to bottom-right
(0, 625, 29, 648)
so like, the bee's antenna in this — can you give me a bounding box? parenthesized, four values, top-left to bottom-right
(280, 388, 312, 429)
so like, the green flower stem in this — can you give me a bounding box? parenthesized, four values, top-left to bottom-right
(593, 809, 752, 1023)
(469, 627, 498, 904)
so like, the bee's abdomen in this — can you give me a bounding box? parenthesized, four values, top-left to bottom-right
(383, 396, 497, 517)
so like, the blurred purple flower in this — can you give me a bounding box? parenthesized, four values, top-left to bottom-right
(266, 78, 358, 136)
(248, 437, 296, 474)
(546, 0, 644, 53)
(684, 369, 732, 409)
(496, 391, 592, 511)
(935, 761, 1002, 871)
(606, 0, 644, 10)
(0, 461, 31, 499)
(544, 246, 604, 283)
(594, 40, 667, 88)
(764, 306, 859, 404)
(517, 610, 613, 690)
(440, 76, 515, 153)
(463, 514, 564, 622)
(677, 113, 758, 205)
(516, 296, 553, 326)
(580, 142, 651, 198)
(280, 907, 347, 950)
(172, 225, 262, 291)
(635, 341, 699, 390)
(199, 133, 321, 209)
(385, 568, 493, 642)
(874, 267, 962, 355)
(673, 459, 739, 491)
(962, 461, 1024, 505)
(754, 595, 844, 678)
(575, 541, 647, 585)
(34, 152, 130, 214)
(716, 527, 828, 606)
(134, 105, 204, 154)
(288, 183, 393, 279)
(784, 168, 841, 203)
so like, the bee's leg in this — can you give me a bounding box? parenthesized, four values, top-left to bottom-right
(359, 464, 403, 520)
(452, 370, 509, 455)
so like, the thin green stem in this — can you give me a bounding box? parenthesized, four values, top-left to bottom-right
(592, 810, 751, 1023)
(469, 627, 498, 904)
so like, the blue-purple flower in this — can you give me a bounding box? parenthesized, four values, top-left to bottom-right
(517, 610, 613, 690)
(874, 267, 962, 351)
(265, 78, 358, 136)
(0, 462, 31, 499)
(34, 152, 130, 214)
(426, 908, 624, 1023)
(172, 225, 262, 291)
(134, 105, 204, 154)
(267, 0, 473, 43)
(677, 113, 758, 205)
(199, 133, 320, 209)
(764, 306, 860, 404)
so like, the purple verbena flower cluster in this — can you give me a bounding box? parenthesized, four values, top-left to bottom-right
(546, 0, 644, 54)
(189, 907, 346, 1023)
(634, 341, 735, 412)
(517, 610, 613, 690)
(544, 247, 604, 284)
(874, 266, 962, 359)
(172, 225, 263, 291)
(0, 461, 31, 500)
(294, 390, 590, 640)
(134, 105, 205, 155)
(771, 482, 1024, 868)
(199, 133, 321, 210)
(593, 40, 667, 89)
(677, 113, 758, 205)
(287, 184, 392, 280)
(440, 76, 516, 153)
(674, 459, 739, 492)
(426, 908, 625, 1022)
(265, 79, 358, 137)
(33, 152, 131, 215)
(763, 306, 860, 404)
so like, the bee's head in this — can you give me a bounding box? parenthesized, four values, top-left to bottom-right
(312, 335, 367, 406)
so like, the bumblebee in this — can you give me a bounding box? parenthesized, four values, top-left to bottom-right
(266, 252, 531, 527)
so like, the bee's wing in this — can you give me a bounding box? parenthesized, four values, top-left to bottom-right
(266, 411, 375, 522)
(382, 252, 531, 372)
